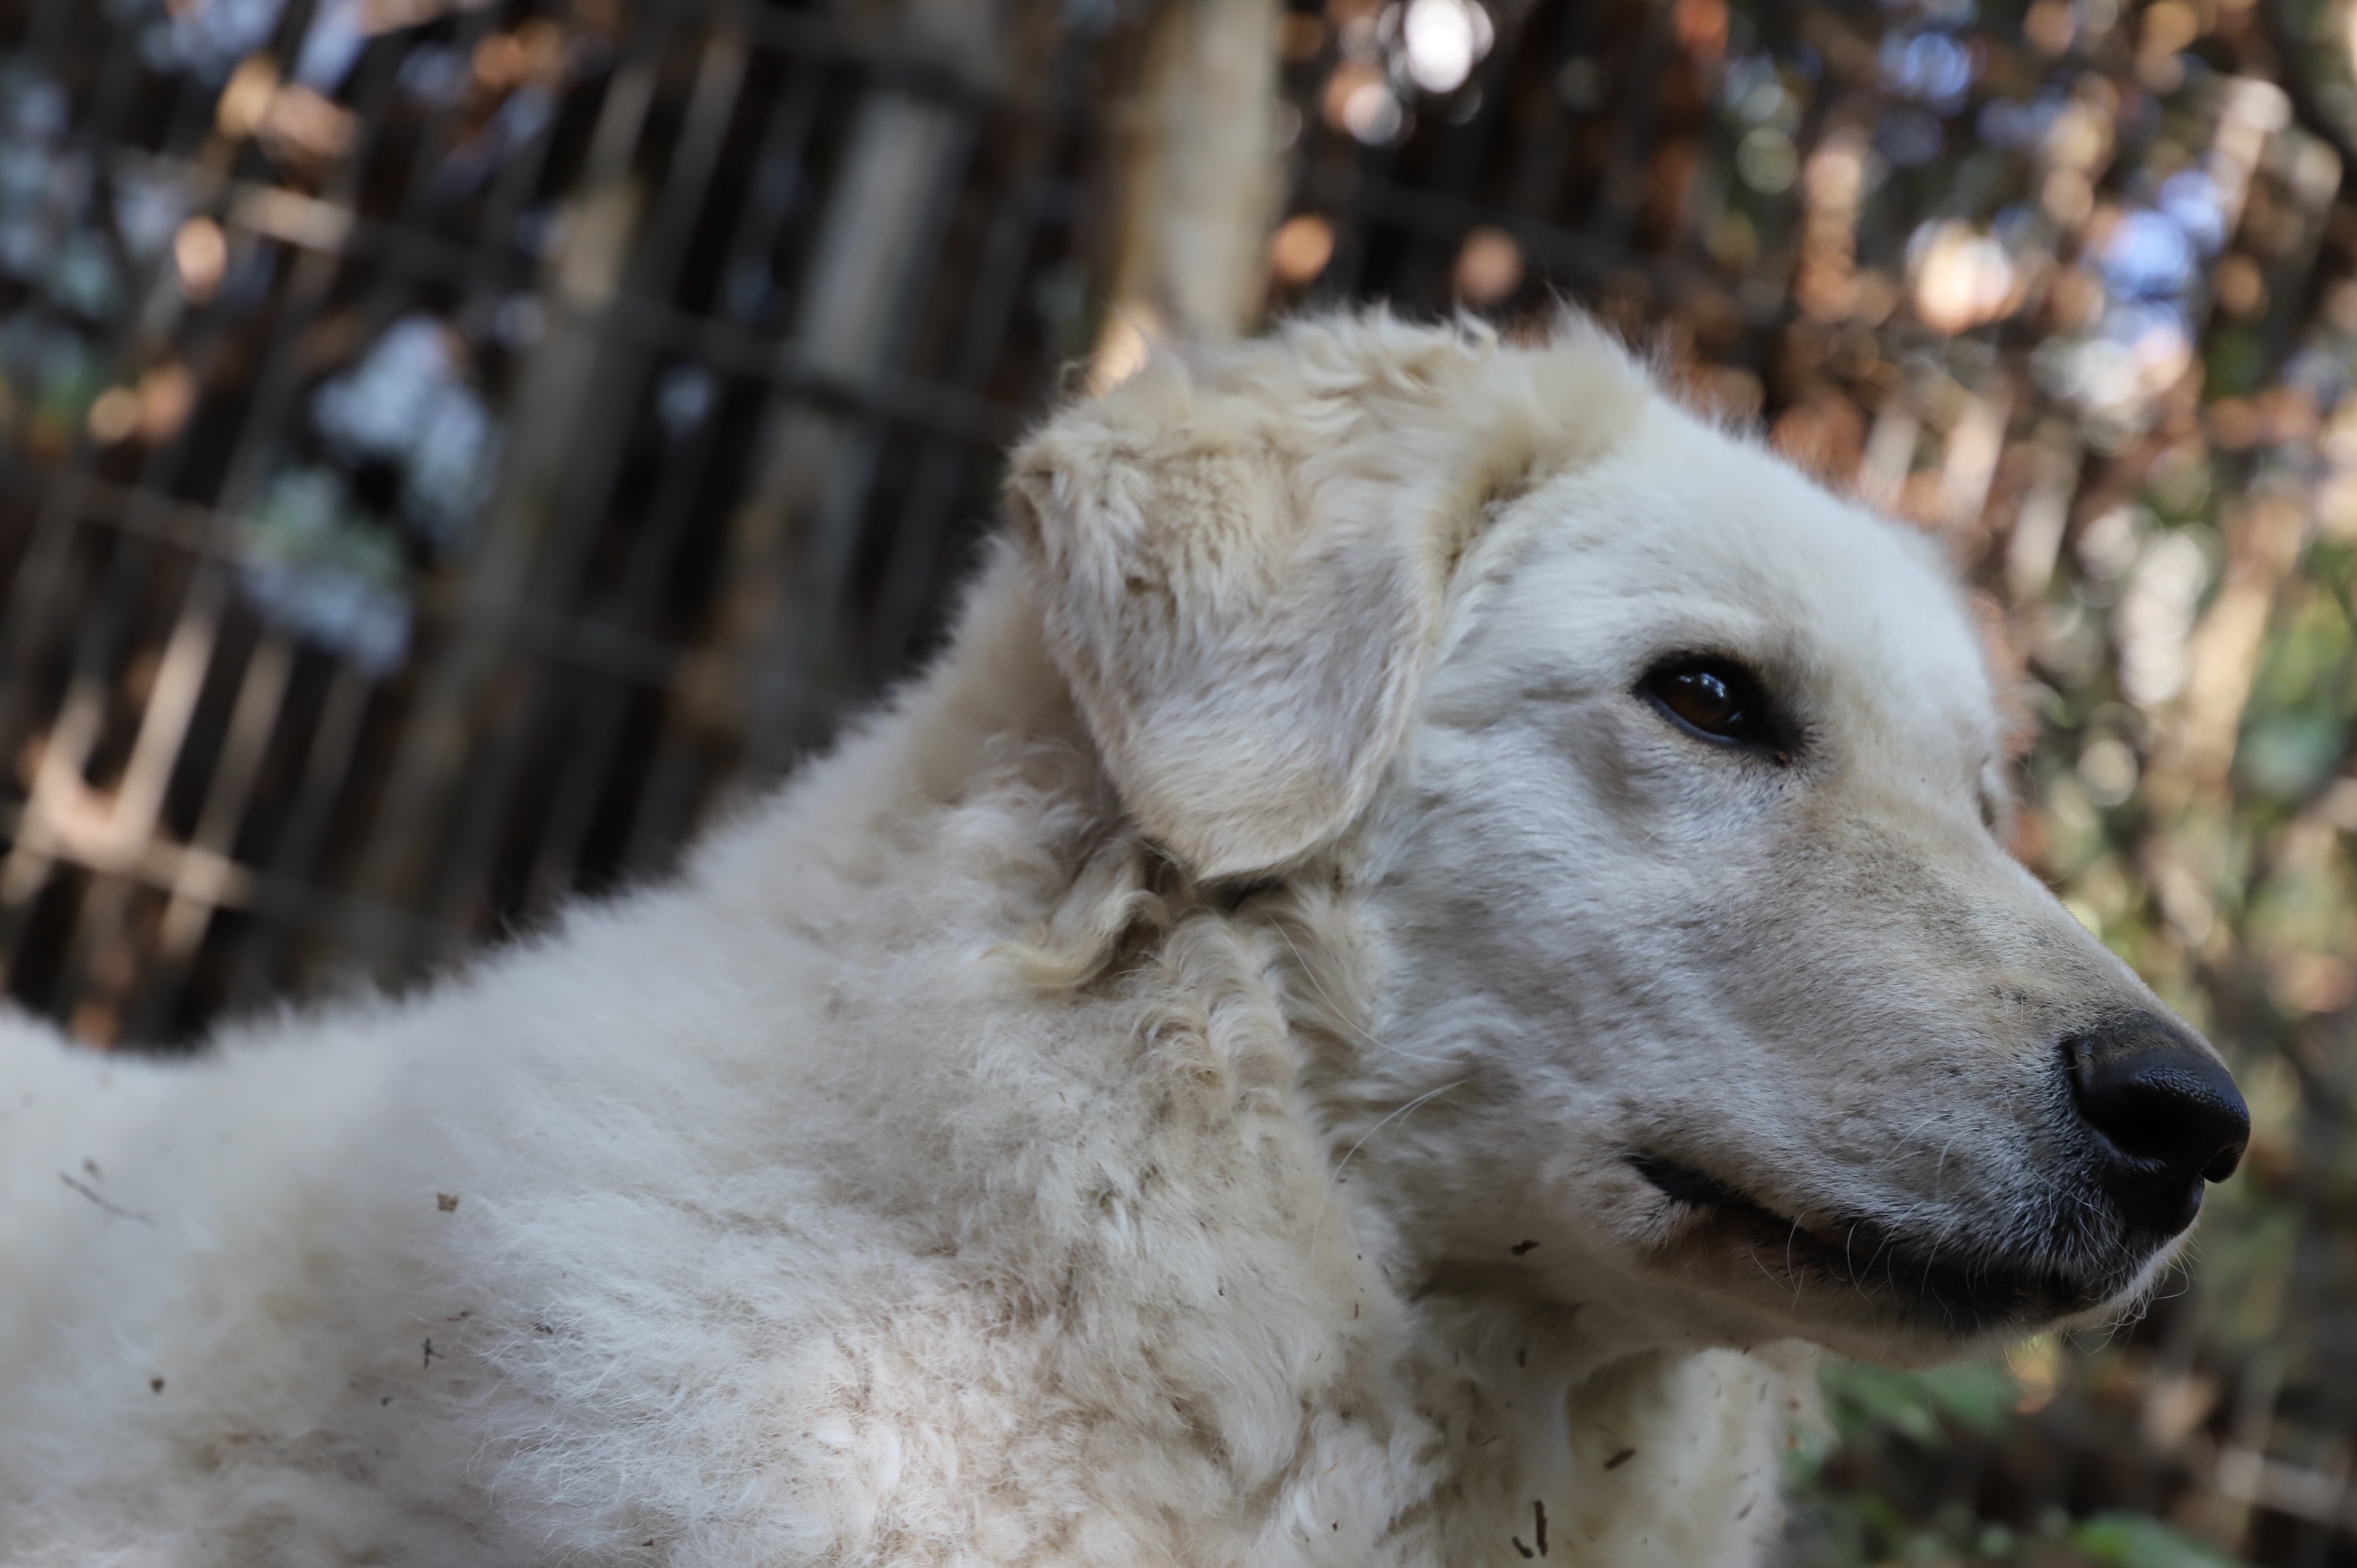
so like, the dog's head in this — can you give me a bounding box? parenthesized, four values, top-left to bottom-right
(1006, 312, 2246, 1364)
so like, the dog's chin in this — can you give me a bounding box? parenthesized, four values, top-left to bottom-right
(1628, 1154, 2160, 1352)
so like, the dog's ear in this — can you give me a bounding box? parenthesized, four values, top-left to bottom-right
(1006, 315, 1644, 879)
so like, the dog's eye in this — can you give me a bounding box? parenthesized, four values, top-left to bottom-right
(1641, 660, 1787, 758)
(1659, 669, 1744, 733)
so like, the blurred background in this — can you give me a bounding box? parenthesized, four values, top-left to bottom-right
(0, 0, 2352, 1560)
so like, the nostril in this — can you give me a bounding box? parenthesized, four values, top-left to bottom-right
(2078, 1058, 2250, 1171)
(2065, 1021, 2249, 1235)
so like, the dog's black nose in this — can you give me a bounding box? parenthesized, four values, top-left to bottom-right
(2066, 1021, 2249, 1236)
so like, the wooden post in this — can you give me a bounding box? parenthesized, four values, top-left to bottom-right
(1090, 0, 1284, 391)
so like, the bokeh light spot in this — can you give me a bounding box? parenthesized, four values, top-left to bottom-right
(1270, 215, 1337, 287)
(1453, 227, 1523, 305)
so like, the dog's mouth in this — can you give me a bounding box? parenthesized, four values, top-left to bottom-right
(1630, 1153, 2115, 1337)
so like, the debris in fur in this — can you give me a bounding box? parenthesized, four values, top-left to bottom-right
(58, 1171, 152, 1225)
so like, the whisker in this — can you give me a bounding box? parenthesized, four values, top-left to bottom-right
(1311, 1080, 1469, 1254)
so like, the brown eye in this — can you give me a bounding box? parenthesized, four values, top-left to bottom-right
(1640, 659, 1788, 759)
(1662, 670, 1739, 732)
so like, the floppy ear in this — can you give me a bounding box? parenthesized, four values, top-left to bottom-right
(1006, 314, 1645, 880)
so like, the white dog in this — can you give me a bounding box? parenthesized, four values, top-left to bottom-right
(0, 313, 2248, 1567)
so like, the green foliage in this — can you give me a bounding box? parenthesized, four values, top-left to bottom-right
(1821, 1360, 2022, 1450)
(1794, 1364, 2254, 1567)
(2069, 1514, 2247, 1568)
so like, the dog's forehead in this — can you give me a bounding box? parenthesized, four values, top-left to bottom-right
(1468, 400, 1999, 754)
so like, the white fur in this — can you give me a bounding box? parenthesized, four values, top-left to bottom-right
(1, 313, 2212, 1566)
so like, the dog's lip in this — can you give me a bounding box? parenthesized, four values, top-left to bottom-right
(1629, 1152, 2103, 1335)
(1631, 1153, 1760, 1215)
